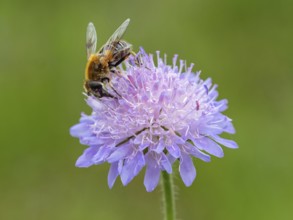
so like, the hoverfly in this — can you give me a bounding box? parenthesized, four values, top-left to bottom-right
(84, 18, 133, 98)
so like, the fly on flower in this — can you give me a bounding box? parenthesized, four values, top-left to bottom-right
(84, 18, 134, 98)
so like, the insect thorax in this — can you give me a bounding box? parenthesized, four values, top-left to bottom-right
(86, 55, 109, 81)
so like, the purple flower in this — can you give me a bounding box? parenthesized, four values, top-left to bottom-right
(70, 48, 238, 192)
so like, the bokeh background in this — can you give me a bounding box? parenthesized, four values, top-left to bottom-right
(1, 0, 293, 219)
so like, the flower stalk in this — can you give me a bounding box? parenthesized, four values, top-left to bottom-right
(161, 171, 176, 220)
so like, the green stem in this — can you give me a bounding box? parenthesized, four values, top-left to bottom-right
(161, 171, 176, 220)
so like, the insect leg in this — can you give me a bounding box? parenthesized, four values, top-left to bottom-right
(110, 85, 122, 98)
(102, 78, 122, 98)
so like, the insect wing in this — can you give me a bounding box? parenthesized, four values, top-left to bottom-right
(105, 18, 130, 46)
(86, 22, 97, 59)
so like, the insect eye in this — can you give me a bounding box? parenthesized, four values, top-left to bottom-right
(88, 81, 103, 91)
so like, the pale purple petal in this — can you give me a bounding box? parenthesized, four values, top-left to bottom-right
(153, 138, 165, 153)
(144, 152, 161, 192)
(193, 137, 224, 158)
(179, 153, 196, 186)
(167, 154, 177, 164)
(108, 162, 119, 189)
(75, 147, 98, 167)
(186, 143, 211, 162)
(144, 164, 161, 192)
(80, 136, 105, 145)
(70, 123, 92, 138)
(211, 135, 239, 149)
(121, 152, 145, 185)
(107, 144, 132, 163)
(160, 153, 172, 174)
(224, 122, 236, 134)
(166, 144, 181, 158)
(93, 146, 113, 164)
(215, 99, 228, 112)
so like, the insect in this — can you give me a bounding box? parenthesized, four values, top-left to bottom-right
(84, 18, 133, 98)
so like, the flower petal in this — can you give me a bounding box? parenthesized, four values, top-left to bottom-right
(211, 135, 239, 149)
(224, 122, 236, 134)
(153, 138, 165, 153)
(160, 153, 172, 174)
(166, 144, 181, 158)
(75, 147, 98, 167)
(80, 136, 105, 145)
(179, 153, 196, 186)
(121, 151, 145, 185)
(193, 137, 224, 158)
(215, 99, 228, 112)
(93, 146, 113, 164)
(107, 144, 132, 163)
(86, 96, 105, 111)
(186, 143, 211, 162)
(144, 165, 160, 192)
(70, 123, 92, 138)
(108, 162, 119, 189)
(144, 153, 161, 192)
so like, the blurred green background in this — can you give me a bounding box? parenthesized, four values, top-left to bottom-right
(1, 0, 293, 219)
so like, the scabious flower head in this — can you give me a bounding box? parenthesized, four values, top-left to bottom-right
(70, 48, 238, 192)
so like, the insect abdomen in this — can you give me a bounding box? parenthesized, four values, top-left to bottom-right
(85, 55, 99, 80)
